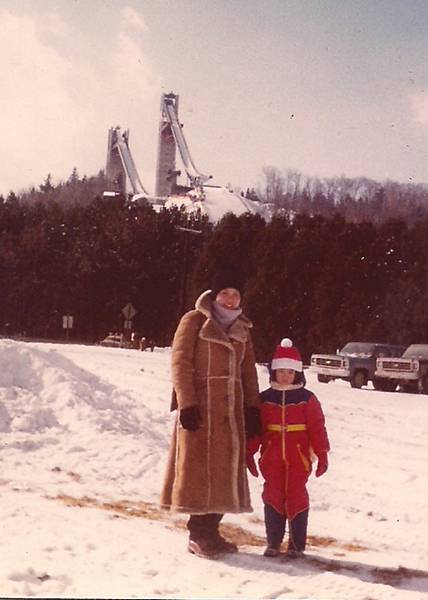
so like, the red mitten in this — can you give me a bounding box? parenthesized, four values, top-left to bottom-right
(246, 437, 260, 477)
(315, 453, 328, 477)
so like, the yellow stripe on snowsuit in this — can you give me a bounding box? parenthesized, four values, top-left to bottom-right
(266, 424, 307, 432)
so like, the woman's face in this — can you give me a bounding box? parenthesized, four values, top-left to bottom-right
(215, 288, 241, 310)
(275, 368, 296, 385)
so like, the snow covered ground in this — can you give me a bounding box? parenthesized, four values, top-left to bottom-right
(164, 185, 268, 222)
(0, 338, 427, 599)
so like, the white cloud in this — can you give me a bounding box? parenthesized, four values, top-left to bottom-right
(409, 91, 428, 124)
(0, 9, 161, 195)
(121, 6, 148, 32)
(0, 11, 73, 192)
(39, 10, 70, 39)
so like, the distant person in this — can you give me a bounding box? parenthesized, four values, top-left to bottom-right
(140, 337, 147, 351)
(131, 331, 142, 349)
(161, 265, 260, 558)
(247, 338, 330, 558)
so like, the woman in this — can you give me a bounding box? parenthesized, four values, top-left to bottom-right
(161, 266, 260, 558)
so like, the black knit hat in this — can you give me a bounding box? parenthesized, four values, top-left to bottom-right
(210, 265, 243, 299)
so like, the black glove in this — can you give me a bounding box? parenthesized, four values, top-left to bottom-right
(179, 406, 201, 431)
(244, 406, 261, 438)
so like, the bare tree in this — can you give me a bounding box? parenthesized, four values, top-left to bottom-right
(259, 166, 285, 204)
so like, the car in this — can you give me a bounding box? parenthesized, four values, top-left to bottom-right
(310, 342, 406, 390)
(99, 334, 126, 348)
(375, 344, 428, 394)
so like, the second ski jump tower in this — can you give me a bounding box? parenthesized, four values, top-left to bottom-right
(105, 127, 148, 196)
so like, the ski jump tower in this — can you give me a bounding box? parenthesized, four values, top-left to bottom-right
(155, 92, 211, 197)
(155, 93, 179, 197)
(105, 127, 148, 196)
(105, 93, 210, 200)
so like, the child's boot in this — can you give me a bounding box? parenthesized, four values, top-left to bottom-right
(264, 504, 286, 557)
(286, 509, 308, 557)
(264, 545, 281, 557)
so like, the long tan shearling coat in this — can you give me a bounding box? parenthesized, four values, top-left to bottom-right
(161, 290, 260, 514)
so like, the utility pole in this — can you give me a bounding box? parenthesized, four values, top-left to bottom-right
(175, 226, 202, 316)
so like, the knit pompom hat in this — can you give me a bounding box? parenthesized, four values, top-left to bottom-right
(271, 338, 303, 372)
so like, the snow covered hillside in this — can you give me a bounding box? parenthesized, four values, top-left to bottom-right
(0, 339, 427, 599)
(164, 185, 269, 222)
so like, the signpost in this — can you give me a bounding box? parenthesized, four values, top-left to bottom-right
(122, 304, 137, 342)
(62, 315, 74, 340)
(122, 303, 137, 320)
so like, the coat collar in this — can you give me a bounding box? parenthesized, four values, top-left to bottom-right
(270, 381, 304, 392)
(195, 290, 252, 344)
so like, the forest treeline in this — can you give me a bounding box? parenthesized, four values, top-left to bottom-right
(249, 166, 428, 225)
(1, 169, 428, 362)
(6, 165, 428, 225)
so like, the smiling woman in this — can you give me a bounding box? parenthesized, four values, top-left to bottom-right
(161, 264, 260, 558)
(213, 287, 241, 310)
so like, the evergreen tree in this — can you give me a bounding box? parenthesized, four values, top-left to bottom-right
(39, 174, 54, 194)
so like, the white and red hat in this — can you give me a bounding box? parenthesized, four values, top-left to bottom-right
(271, 338, 303, 372)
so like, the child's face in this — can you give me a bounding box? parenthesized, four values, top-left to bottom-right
(275, 368, 296, 385)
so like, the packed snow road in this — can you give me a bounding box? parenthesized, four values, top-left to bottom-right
(0, 339, 427, 598)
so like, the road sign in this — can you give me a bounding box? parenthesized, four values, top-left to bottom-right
(62, 315, 74, 329)
(122, 303, 137, 320)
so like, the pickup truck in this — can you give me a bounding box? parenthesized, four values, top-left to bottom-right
(310, 342, 406, 390)
(375, 344, 428, 394)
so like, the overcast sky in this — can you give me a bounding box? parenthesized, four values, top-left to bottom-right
(1, 0, 428, 196)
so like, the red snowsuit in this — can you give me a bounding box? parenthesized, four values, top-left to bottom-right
(248, 383, 330, 520)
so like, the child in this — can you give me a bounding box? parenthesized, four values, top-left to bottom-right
(247, 338, 330, 558)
